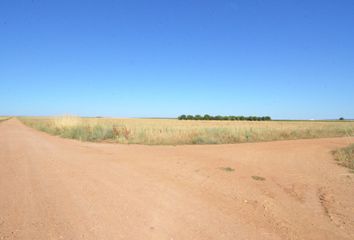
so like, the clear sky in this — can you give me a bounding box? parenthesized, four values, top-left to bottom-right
(1, 0, 353, 119)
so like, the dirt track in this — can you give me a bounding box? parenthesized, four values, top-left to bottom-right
(1, 118, 354, 240)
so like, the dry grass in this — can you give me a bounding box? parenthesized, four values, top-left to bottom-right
(52, 115, 82, 128)
(19, 116, 354, 145)
(332, 144, 354, 170)
(0, 117, 10, 122)
(219, 167, 235, 172)
(252, 176, 266, 181)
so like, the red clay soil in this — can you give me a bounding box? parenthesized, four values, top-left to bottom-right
(1, 118, 354, 240)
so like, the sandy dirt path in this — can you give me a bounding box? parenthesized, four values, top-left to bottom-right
(1, 118, 354, 240)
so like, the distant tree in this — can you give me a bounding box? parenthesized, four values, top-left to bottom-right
(339, 117, 344, 121)
(177, 114, 272, 121)
(178, 115, 186, 120)
(186, 115, 194, 120)
(214, 115, 222, 120)
(203, 114, 211, 120)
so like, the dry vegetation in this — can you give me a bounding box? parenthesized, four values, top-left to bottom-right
(19, 116, 354, 145)
(0, 117, 10, 122)
(332, 144, 354, 170)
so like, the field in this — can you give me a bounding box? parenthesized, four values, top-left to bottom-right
(20, 116, 354, 145)
(0, 117, 10, 122)
(1, 118, 354, 239)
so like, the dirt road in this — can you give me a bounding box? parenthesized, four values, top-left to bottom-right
(1, 118, 354, 240)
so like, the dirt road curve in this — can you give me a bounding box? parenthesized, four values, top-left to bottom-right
(1, 118, 354, 240)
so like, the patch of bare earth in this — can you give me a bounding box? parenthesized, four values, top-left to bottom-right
(1, 118, 354, 239)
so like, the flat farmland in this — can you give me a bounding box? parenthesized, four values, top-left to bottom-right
(20, 116, 354, 145)
(1, 118, 354, 239)
(0, 117, 9, 122)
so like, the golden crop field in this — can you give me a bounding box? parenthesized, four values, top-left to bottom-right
(0, 117, 10, 122)
(19, 116, 354, 145)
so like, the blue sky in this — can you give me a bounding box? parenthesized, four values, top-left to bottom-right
(1, 0, 353, 119)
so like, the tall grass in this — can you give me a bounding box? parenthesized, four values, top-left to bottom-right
(332, 144, 354, 170)
(20, 116, 354, 145)
(0, 117, 10, 122)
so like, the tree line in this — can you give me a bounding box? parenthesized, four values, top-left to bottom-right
(177, 115, 271, 121)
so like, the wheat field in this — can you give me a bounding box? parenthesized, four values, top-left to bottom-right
(18, 116, 354, 145)
(0, 117, 10, 122)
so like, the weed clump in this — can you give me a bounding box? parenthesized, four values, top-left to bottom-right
(220, 167, 235, 172)
(332, 144, 354, 170)
(252, 176, 266, 181)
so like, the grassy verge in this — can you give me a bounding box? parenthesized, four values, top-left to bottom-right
(332, 144, 354, 170)
(19, 116, 354, 145)
(0, 117, 10, 122)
